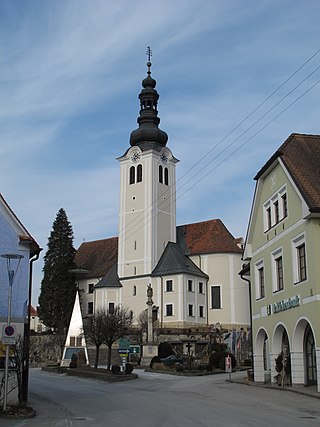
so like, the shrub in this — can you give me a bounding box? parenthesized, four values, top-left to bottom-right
(111, 365, 121, 375)
(150, 356, 161, 369)
(158, 342, 174, 358)
(125, 363, 133, 374)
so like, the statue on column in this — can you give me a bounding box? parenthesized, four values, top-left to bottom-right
(146, 284, 154, 342)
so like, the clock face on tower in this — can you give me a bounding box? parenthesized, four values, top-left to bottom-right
(130, 149, 141, 162)
(160, 152, 168, 163)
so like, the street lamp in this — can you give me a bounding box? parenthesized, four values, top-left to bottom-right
(1, 253, 24, 411)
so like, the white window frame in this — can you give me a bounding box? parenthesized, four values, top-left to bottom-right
(211, 285, 222, 309)
(198, 281, 204, 294)
(165, 280, 173, 292)
(263, 185, 287, 231)
(292, 233, 307, 285)
(254, 259, 265, 300)
(187, 279, 194, 292)
(188, 304, 194, 317)
(271, 247, 284, 293)
(199, 305, 204, 318)
(165, 303, 173, 317)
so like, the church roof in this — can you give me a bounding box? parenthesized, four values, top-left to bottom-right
(177, 219, 242, 255)
(74, 237, 118, 279)
(74, 219, 241, 285)
(95, 263, 122, 288)
(255, 133, 320, 213)
(151, 242, 209, 278)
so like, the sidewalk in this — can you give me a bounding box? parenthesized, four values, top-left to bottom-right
(231, 375, 320, 400)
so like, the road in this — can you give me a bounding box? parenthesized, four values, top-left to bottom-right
(2, 368, 320, 426)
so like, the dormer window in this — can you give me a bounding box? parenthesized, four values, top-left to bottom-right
(263, 186, 287, 231)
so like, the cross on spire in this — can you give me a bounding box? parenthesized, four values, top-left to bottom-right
(146, 46, 152, 62)
(146, 46, 152, 75)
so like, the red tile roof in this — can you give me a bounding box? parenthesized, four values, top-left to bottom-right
(177, 219, 242, 255)
(74, 237, 118, 279)
(255, 133, 320, 213)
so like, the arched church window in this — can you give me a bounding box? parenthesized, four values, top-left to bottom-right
(137, 164, 143, 182)
(159, 165, 163, 183)
(129, 166, 135, 184)
(164, 167, 169, 185)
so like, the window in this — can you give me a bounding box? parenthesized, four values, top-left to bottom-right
(211, 286, 221, 309)
(133, 285, 136, 296)
(282, 193, 287, 218)
(76, 336, 82, 346)
(137, 164, 143, 182)
(70, 336, 75, 346)
(129, 166, 135, 184)
(108, 302, 115, 314)
(292, 234, 307, 284)
(164, 167, 169, 186)
(159, 165, 163, 183)
(199, 305, 204, 318)
(297, 244, 307, 282)
(87, 302, 93, 315)
(188, 304, 194, 317)
(266, 206, 272, 230)
(275, 256, 284, 291)
(254, 260, 265, 300)
(134, 240, 137, 250)
(134, 266, 137, 275)
(198, 282, 204, 294)
(166, 280, 173, 292)
(274, 200, 279, 223)
(263, 186, 287, 231)
(88, 283, 94, 294)
(258, 267, 265, 299)
(166, 304, 173, 316)
(188, 280, 193, 292)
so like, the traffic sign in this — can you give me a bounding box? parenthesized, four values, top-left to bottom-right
(2, 325, 16, 344)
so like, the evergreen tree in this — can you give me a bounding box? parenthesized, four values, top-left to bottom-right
(38, 208, 76, 331)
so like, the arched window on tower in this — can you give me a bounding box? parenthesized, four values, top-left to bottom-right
(164, 167, 169, 186)
(129, 166, 135, 184)
(137, 164, 143, 182)
(159, 165, 163, 183)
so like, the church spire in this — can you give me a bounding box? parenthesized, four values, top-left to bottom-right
(129, 47, 168, 149)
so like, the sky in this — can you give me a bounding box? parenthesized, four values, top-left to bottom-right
(0, 0, 319, 306)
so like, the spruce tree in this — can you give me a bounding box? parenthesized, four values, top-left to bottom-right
(38, 208, 76, 331)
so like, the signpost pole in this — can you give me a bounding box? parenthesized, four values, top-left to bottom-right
(1, 254, 23, 411)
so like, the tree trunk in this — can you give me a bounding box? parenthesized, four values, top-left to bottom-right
(94, 345, 100, 369)
(107, 344, 112, 370)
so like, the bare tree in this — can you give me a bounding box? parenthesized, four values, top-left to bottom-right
(103, 306, 132, 370)
(82, 309, 108, 369)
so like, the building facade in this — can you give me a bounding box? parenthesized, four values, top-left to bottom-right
(243, 133, 320, 391)
(75, 59, 249, 340)
(0, 193, 40, 405)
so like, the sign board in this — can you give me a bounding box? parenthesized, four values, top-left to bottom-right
(119, 338, 130, 349)
(129, 346, 140, 354)
(2, 325, 16, 345)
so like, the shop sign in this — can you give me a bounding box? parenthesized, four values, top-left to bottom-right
(272, 295, 300, 314)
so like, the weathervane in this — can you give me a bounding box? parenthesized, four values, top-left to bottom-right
(146, 46, 152, 75)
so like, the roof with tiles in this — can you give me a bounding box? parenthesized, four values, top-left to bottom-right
(177, 219, 242, 255)
(255, 133, 320, 213)
(151, 242, 209, 278)
(74, 237, 118, 279)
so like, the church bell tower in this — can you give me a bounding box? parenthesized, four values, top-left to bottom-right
(117, 48, 178, 279)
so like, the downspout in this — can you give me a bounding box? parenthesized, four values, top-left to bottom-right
(21, 248, 42, 405)
(240, 268, 253, 368)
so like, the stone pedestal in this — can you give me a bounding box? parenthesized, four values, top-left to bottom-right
(141, 344, 158, 367)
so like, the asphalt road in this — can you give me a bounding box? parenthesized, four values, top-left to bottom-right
(2, 368, 320, 426)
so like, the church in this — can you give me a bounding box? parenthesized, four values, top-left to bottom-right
(75, 54, 250, 339)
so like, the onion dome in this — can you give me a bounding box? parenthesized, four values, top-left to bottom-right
(129, 50, 168, 150)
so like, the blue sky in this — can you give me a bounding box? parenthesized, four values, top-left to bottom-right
(1, 0, 319, 305)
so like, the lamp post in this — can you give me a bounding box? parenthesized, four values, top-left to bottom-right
(1, 253, 24, 411)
